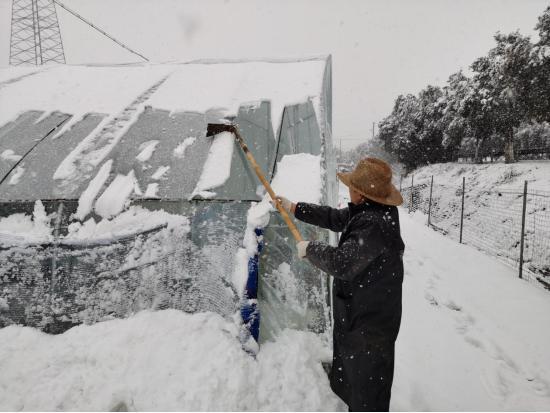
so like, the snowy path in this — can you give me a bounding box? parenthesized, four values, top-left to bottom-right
(394, 211, 550, 411)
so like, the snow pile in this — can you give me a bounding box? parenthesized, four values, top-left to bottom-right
(74, 160, 112, 220)
(7, 165, 25, 185)
(135, 140, 159, 162)
(67, 206, 189, 242)
(94, 170, 138, 219)
(0, 201, 52, 245)
(173, 137, 196, 158)
(144, 183, 159, 198)
(270, 153, 324, 204)
(191, 131, 235, 199)
(151, 165, 170, 180)
(393, 208, 550, 411)
(0, 310, 342, 411)
(0, 149, 22, 162)
(232, 202, 270, 301)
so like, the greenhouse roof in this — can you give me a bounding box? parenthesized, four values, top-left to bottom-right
(0, 57, 331, 216)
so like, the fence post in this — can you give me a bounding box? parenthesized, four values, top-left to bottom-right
(51, 202, 64, 290)
(427, 175, 434, 227)
(409, 175, 414, 214)
(519, 180, 528, 279)
(459, 177, 465, 243)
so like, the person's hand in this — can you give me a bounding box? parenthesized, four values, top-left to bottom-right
(270, 195, 294, 213)
(296, 240, 310, 259)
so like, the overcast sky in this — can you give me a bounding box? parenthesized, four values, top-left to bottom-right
(0, 0, 547, 149)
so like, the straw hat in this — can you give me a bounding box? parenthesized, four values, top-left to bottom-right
(337, 157, 403, 206)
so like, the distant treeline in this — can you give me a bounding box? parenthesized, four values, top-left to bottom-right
(377, 6, 550, 169)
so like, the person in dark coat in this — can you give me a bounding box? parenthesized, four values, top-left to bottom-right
(275, 157, 405, 412)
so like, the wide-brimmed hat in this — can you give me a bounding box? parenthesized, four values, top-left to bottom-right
(337, 157, 403, 206)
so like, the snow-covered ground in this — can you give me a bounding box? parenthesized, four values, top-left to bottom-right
(394, 210, 550, 411)
(2, 183, 550, 410)
(402, 161, 550, 285)
(0, 311, 343, 411)
(408, 160, 550, 193)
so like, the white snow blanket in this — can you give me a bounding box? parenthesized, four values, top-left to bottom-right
(403, 161, 550, 286)
(0, 60, 326, 144)
(1, 198, 549, 410)
(410, 160, 550, 192)
(0, 311, 341, 411)
(393, 211, 550, 411)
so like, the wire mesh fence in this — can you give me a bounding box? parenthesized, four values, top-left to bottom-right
(401, 176, 550, 290)
(0, 200, 332, 340)
(0, 215, 242, 333)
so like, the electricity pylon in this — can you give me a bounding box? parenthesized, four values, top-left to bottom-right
(9, 0, 65, 65)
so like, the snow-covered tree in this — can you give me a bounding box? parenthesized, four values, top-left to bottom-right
(441, 71, 472, 160)
(484, 32, 533, 163)
(530, 6, 550, 123)
(416, 85, 446, 164)
(378, 5, 549, 166)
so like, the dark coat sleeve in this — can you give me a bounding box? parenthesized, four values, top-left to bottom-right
(294, 202, 349, 233)
(305, 219, 386, 282)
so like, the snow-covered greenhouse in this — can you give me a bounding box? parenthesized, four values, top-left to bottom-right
(0, 57, 336, 346)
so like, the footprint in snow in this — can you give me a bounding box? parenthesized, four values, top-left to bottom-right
(424, 291, 439, 306)
(527, 374, 550, 397)
(486, 342, 520, 375)
(450, 306, 477, 338)
(444, 300, 462, 312)
(463, 334, 485, 350)
(426, 278, 437, 290)
(480, 365, 512, 400)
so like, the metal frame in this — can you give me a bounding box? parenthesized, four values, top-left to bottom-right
(10, 0, 66, 65)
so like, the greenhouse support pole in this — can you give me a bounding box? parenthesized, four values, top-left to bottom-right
(519, 180, 528, 279)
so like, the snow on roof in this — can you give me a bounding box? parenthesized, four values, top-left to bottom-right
(146, 59, 326, 134)
(0, 58, 330, 211)
(0, 58, 327, 135)
(0, 64, 175, 134)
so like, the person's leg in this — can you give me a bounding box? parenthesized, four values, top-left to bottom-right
(344, 343, 395, 412)
(375, 344, 395, 411)
(330, 340, 352, 407)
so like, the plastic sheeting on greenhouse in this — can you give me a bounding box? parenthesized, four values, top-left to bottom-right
(0, 57, 335, 343)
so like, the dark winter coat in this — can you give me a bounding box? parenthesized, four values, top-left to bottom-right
(294, 200, 405, 411)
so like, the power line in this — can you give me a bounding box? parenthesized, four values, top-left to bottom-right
(53, 0, 149, 62)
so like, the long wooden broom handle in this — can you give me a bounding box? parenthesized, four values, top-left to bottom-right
(231, 126, 303, 242)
